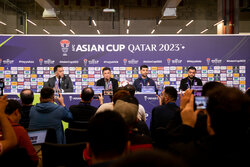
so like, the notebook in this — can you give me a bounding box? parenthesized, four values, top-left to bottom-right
(28, 129, 47, 145)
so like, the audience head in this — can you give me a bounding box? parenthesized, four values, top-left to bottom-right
(40, 87, 54, 102)
(112, 89, 130, 104)
(81, 87, 94, 102)
(161, 86, 177, 105)
(5, 100, 22, 123)
(20, 89, 34, 105)
(187, 66, 196, 79)
(112, 150, 187, 167)
(207, 87, 249, 137)
(202, 81, 225, 96)
(245, 88, 250, 97)
(114, 95, 139, 128)
(124, 84, 136, 97)
(88, 110, 129, 162)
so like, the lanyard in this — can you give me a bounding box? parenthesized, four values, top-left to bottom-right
(140, 78, 149, 86)
(105, 80, 112, 90)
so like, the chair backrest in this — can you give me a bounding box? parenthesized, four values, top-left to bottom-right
(41, 142, 87, 167)
(65, 128, 89, 144)
(68, 121, 89, 129)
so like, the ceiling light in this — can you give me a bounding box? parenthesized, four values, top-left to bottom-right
(151, 29, 155, 34)
(185, 20, 194, 27)
(177, 29, 182, 34)
(27, 19, 37, 26)
(158, 20, 162, 25)
(15, 29, 24, 34)
(43, 29, 50, 34)
(59, 20, 67, 26)
(97, 30, 100, 34)
(200, 28, 208, 34)
(70, 29, 75, 34)
(214, 20, 224, 26)
(127, 20, 130, 27)
(103, 0, 115, 13)
(126, 29, 129, 34)
(92, 20, 97, 26)
(0, 21, 7, 26)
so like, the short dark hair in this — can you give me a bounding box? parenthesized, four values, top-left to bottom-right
(164, 86, 177, 101)
(202, 81, 226, 96)
(20, 89, 34, 105)
(81, 87, 94, 101)
(140, 65, 148, 70)
(88, 110, 129, 158)
(5, 100, 22, 115)
(124, 84, 136, 97)
(40, 87, 54, 99)
(207, 87, 249, 136)
(245, 88, 250, 97)
(188, 66, 196, 71)
(102, 67, 111, 73)
(54, 65, 63, 73)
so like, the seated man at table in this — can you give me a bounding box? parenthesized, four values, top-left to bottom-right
(96, 67, 119, 92)
(44, 65, 73, 92)
(133, 65, 157, 92)
(29, 87, 73, 144)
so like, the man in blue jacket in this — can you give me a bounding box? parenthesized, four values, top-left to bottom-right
(133, 65, 157, 92)
(29, 87, 73, 144)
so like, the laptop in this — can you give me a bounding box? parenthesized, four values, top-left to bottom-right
(27, 129, 47, 145)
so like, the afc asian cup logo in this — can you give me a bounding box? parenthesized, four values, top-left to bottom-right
(83, 59, 88, 66)
(206, 58, 211, 65)
(0, 58, 2, 65)
(167, 58, 171, 65)
(39, 58, 43, 65)
(60, 39, 70, 56)
(123, 58, 127, 65)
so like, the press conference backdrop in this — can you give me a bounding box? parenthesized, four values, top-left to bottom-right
(0, 35, 249, 94)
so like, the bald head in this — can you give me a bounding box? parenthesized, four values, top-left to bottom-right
(20, 89, 34, 105)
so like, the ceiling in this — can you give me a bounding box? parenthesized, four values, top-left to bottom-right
(0, 0, 250, 35)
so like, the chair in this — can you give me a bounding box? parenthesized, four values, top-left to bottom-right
(41, 142, 87, 167)
(68, 121, 89, 129)
(65, 128, 89, 144)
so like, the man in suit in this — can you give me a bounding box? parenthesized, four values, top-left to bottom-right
(179, 66, 202, 91)
(150, 86, 181, 140)
(133, 65, 157, 92)
(44, 65, 73, 92)
(96, 67, 118, 91)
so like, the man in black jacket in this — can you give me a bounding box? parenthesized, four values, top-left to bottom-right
(96, 67, 118, 91)
(179, 66, 202, 91)
(133, 65, 157, 92)
(44, 65, 73, 92)
(69, 87, 103, 124)
(150, 86, 181, 140)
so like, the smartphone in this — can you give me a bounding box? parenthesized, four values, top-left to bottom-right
(194, 96, 208, 110)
